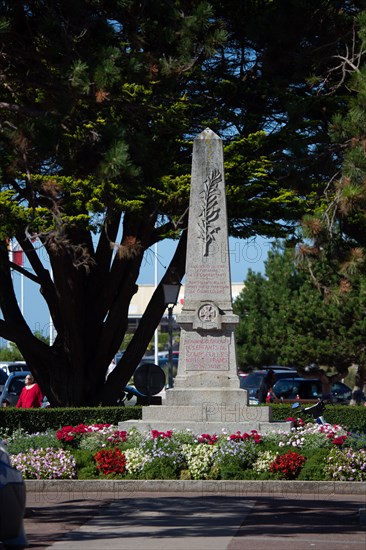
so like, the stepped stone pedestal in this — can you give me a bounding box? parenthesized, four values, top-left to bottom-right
(119, 129, 291, 435)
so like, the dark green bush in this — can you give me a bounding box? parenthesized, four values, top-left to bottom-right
(219, 458, 252, 480)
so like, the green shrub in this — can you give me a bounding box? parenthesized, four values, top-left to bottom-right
(297, 448, 330, 480)
(73, 448, 99, 479)
(1, 427, 61, 453)
(219, 459, 252, 480)
(343, 432, 366, 450)
(137, 457, 179, 480)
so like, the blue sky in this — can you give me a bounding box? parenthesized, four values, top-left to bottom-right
(138, 236, 271, 284)
(8, 236, 271, 343)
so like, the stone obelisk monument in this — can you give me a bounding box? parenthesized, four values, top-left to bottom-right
(119, 129, 289, 433)
(174, 128, 240, 392)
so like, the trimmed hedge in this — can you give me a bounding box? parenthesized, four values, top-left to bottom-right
(0, 406, 142, 434)
(1, 403, 366, 435)
(270, 403, 366, 433)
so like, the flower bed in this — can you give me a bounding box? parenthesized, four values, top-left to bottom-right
(1, 421, 366, 481)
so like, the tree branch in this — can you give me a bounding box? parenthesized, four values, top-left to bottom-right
(0, 102, 43, 116)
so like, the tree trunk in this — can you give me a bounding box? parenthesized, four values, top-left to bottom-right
(0, 219, 187, 406)
(101, 228, 187, 405)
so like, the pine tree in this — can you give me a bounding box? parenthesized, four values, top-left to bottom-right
(234, 243, 366, 371)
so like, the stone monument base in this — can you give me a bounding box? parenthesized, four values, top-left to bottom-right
(118, 388, 292, 434)
(118, 418, 290, 434)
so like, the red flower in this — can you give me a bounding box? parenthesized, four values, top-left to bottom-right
(332, 435, 347, 446)
(198, 434, 218, 445)
(270, 451, 306, 479)
(94, 448, 127, 476)
(228, 430, 262, 443)
(151, 430, 173, 439)
(56, 423, 111, 442)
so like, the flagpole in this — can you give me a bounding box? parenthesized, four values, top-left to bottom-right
(154, 242, 159, 365)
(20, 270, 24, 317)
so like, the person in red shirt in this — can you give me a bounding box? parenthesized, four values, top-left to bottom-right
(16, 374, 43, 408)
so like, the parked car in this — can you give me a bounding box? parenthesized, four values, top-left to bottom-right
(0, 361, 28, 376)
(240, 367, 298, 403)
(0, 369, 7, 393)
(0, 440, 27, 548)
(272, 377, 352, 404)
(113, 352, 156, 369)
(0, 371, 31, 407)
(158, 351, 179, 368)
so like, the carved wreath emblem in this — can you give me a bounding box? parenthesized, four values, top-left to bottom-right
(198, 303, 218, 322)
(198, 169, 221, 256)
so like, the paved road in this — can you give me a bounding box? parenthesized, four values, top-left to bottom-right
(3, 489, 364, 550)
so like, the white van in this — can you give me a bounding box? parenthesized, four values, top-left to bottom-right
(0, 362, 28, 376)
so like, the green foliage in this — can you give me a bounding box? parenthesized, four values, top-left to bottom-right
(73, 449, 99, 480)
(32, 331, 49, 345)
(218, 460, 253, 480)
(300, 10, 366, 315)
(0, 427, 61, 454)
(78, 432, 112, 453)
(297, 448, 330, 480)
(137, 458, 179, 480)
(0, 0, 230, 407)
(0, 344, 23, 361)
(344, 432, 366, 449)
(234, 242, 366, 370)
